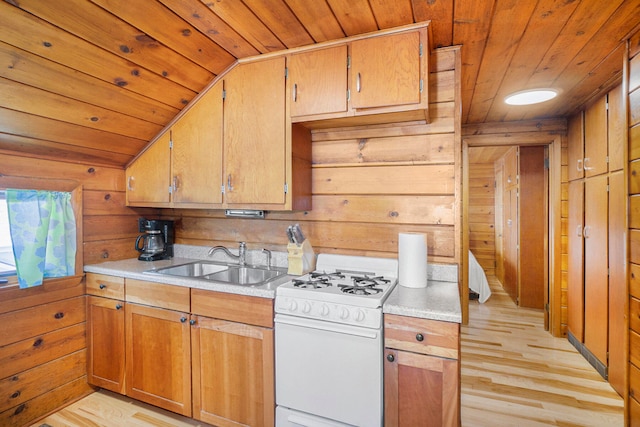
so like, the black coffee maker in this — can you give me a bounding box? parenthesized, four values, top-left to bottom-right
(135, 218, 174, 261)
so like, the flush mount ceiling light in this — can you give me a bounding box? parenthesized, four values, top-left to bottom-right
(504, 88, 558, 105)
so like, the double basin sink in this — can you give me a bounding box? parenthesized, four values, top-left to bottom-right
(145, 261, 285, 286)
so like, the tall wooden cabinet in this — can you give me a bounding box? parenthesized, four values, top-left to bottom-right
(566, 83, 625, 392)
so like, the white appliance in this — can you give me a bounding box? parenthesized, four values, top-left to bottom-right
(275, 254, 398, 427)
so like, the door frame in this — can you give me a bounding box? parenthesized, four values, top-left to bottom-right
(462, 133, 563, 337)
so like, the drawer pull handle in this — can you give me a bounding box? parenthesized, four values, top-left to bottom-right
(416, 333, 424, 342)
(386, 353, 395, 362)
(14, 404, 25, 416)
(10, 390, 20, 399)
(54, 312, 64, 319)
(99, 284, 107, 289)
(33, 338, 43, 347)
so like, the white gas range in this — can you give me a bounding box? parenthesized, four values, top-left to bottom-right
(275, 254, 398, 427)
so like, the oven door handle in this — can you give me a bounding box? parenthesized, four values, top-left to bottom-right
(275, 314, 379, 339)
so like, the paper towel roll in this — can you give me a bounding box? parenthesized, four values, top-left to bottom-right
(398, 232, 427, 288)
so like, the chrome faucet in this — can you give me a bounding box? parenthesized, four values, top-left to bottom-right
(262, 248, 272, 270)
(208, 241, 246, 266)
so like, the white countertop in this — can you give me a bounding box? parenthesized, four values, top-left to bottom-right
(383, 280, 462, 324)
(84, 247, 462, 323)
(84, 257, 294, 299)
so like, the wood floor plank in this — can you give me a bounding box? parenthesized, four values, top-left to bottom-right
(461, 275, 623, 426)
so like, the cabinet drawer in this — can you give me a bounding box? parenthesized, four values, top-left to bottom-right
(384, 314, 459, 360)
(125, 279, 190, 312)
(86, 273, 124, 299)
(191, 289, 273, 328)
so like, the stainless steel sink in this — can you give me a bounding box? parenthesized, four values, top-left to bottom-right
(204, 266, 283, 285)
(148, 261, 229, 277)
(146, 261, 284, 286)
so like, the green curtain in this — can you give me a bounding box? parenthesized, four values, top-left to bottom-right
(6, 189, 76, 289)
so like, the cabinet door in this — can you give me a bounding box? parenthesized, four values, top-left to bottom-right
(125, 303, 192, 416)
(126, 132, 171, 206)
(289, 45, 348, 118)
(567, 180, 585, 341)
(223, 57, 286, 206)
(608, 84, 625, 172)
(608, 171, 625, 395)
(87, 296, 125, 394)
(584, 175, 608, 365)
(171, 82, 224, 206)
(568, 112, 585, 181)
(192, 316, 274, 427)
(584, 96, 608, 177)
(384, 349, 458, 427)
(350, 31, 421, 110)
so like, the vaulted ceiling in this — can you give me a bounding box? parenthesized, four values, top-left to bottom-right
(1, 0, 638, 167)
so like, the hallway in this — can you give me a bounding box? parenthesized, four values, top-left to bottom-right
(461, 276, 624, 426)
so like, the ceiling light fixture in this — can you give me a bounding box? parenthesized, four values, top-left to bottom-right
(504, 88, 558, 105)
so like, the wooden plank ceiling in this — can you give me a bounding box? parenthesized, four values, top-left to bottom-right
(0, 0, 638, 168)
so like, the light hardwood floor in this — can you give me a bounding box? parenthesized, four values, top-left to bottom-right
(32, 275, 624, 427)
(31, 390, 213, 427)
(462, 276, 624, 426)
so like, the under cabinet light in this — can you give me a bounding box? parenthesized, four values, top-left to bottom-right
(224, 209, 265, 219)
(504, 89, 558, 105)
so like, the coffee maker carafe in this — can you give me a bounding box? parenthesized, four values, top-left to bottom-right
(135, 218, 174, 261)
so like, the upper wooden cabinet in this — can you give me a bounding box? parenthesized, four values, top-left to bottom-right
(171, 82, 224, 207)
(584, 96, 608, 177)
(289, 45, 348, 119)
(223, 57, 287, 207)
(126, 130, 171, 207)
(288, 24, 430, 124)
(567, 112, 585, 181)
(350, 31, 421, 111)
(567, 84, 625, 181)
(126, 82, 224, 208)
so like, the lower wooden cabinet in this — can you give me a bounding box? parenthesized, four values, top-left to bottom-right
(86, 274, 275, 425)
(384, 314, 460, 427)
(125, 302, 192, 417)
(192, 316, 274, 426)
(86, 295, 125, 394)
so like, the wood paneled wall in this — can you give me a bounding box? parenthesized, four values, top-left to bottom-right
(467, 162, 496, 276)
(166, 47, 462, 266)
(0, 152, 154, 264)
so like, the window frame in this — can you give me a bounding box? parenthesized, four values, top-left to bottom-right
(0, 176, 83, 292)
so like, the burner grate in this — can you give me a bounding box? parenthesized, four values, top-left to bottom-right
(293, 278, 332, 289)
(338, 283, 383, 295)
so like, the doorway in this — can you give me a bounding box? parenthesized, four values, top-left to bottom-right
(461, 134, 563, 337)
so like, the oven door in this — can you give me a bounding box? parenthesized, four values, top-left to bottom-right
(275, 313, 383, 427)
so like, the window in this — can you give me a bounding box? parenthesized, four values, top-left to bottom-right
(0, 194, 16, 277)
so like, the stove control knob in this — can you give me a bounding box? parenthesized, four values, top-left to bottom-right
(355, 309, 365, 322)
(340, 308, 350, 320)
(320, 304, 330, 317)
(288, 300, 298, 312)
(302, 302, 312, 314)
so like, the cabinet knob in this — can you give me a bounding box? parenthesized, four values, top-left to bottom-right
(180, 317, 187, 323)
(189, 319, 196, 325)
(386, 353, 395, 362)
(416, 333, 424, 342)
(99, 284, 106, 289)
(115, 304, 123, 310)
